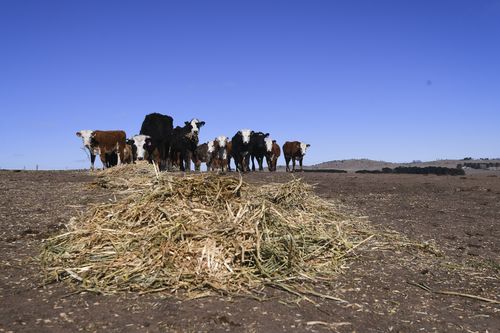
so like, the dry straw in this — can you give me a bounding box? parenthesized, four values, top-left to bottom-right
(41, 164, 373, 299)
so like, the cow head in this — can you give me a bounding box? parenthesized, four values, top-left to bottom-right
(130, 134, 152, 161)
(264, 137, 273, 152)
(76, 130, 95, 148)
(207, 140, 215, 154)
(216, 135, 228, 148)
(300, 142, 311, 155)
(185, 118, 206, 136)
(239, 129, 253, 144)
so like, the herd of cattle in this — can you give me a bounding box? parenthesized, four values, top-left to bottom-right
(76, 113, 310, 173)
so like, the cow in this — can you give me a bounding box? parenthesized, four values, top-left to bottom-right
(231, 129, 253, 172)
(283, 141, 310, 172)
(249, 132, 270, 171)
(265, 138, 280, 172)
(170, 119, 205, 172)
(192, 141, 215, 172)
(76, 130, 126, 169)
(212, 136, 230, 172)
(139, 113, 174, 170)
(108, 144, 134, 166)
(76, 130, 99, 170)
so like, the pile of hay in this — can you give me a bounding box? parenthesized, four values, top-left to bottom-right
(41, 171, 373, 299)
(91, 161, 157, 191)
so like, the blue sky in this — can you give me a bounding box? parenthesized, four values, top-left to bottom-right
(1, 0, 499, 169)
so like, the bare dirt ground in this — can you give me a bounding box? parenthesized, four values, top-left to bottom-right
(0, 170, 499, 332)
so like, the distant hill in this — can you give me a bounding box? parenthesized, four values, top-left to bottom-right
(308, 158, 500, 171)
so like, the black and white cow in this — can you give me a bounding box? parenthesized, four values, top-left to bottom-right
(139, 113, 174, 170)
(249, 132, 270, 171)
(170, 118, 205, 172)
(127, 134, 155, 162)
(231, 129, 253, 172)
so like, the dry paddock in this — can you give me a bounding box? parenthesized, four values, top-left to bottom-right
(0, 169, 499, 332)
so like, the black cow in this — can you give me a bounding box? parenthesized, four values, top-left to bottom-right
(170, 119, 205, 172)
(139, 113, 174, 170)
(249, 132, 270, 171)
(231, 129, 253, 172)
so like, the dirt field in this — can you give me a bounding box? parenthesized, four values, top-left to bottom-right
(1, 170, 499, 332)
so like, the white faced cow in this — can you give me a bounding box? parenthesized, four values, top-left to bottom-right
(230, 129, 254, 172)
(283, 141, 310, 172)
(213, 135, 230, 172)
(76, 130, 127, 170)
(129, 134, 151, 161)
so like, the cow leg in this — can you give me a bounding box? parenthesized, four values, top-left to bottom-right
(117, 148, 123, 166)
(299, 157, 303, 171)
(235, 157, 240, 172)
(265, 155, 271, 171)
(99, 154, 107, 169)
(90, 153, 96, 170)
(240, 157, 244, 172)
(258, 157, 264, 171)
(185, 152, 191, 172)
(179, 152, 185, 172)
(285, 157, 290, 172)
(292, 157, 296, 172)
(251, 156, 256, 172)
(227, 156, 232, 171)
(244, 155, 251, 173)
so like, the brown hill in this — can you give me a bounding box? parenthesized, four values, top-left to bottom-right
(309, 158, 500, 171)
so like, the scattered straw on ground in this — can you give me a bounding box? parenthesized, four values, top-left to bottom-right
(41, 165, 374, 299)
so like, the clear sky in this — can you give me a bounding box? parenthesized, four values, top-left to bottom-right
(0, 0, 499, 170)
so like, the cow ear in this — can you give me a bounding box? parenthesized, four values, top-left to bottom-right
(251, 131, 255, 135)
(307, 144, 311, 147)
(272, 140, 276, 144)
(198, 121, 205, 127)
(76, 131, 82, 137)
(185, 121, 190, 126)
(237, 130, 242, 135)
(265, 133, 270, 138)
(127, 139, 134, 145)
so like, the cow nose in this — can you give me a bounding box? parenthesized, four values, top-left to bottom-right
(138, 157, 144, 161)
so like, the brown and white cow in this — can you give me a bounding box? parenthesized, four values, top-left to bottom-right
(283, 141, 310, 172)
(76, 130, 127, 169)
(211, 136, 230, 172)
(192, 140, 215, 172)
(105, 143, 134, 166)
(265, 138, 281, 172)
